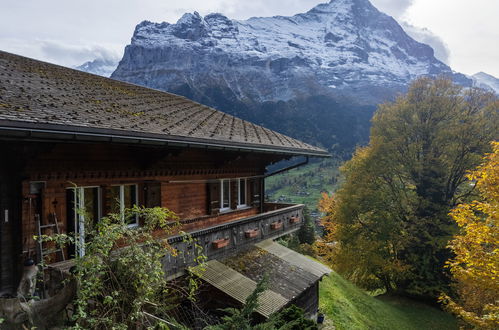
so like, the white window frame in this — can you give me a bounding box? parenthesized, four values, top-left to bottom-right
(67, 186, 102, 257)
(237, 178, 248, 209)
(111, 184, 139, 227)
(220, 179, 231, 212)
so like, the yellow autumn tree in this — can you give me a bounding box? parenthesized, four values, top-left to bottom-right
(440, 141, 499, 329)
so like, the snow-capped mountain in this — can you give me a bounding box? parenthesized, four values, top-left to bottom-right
(110, 0, 473, 152)
(76, 58, 118, 77)
(112, 0, 469, 104)
(471, 72, 499, 94)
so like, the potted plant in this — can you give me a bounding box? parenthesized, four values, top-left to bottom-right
(270, 221, 282, 230)
(244, 229, 259, 238)
(212, 238, 229, 249)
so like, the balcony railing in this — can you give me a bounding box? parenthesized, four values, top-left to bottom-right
(163, 202, 305, 279)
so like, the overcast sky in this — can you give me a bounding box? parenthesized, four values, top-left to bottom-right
(0, 0, 497, 77)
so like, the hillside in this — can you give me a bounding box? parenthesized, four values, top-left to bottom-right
(266, 159, 342, 214)
(320, 271, 458, 330)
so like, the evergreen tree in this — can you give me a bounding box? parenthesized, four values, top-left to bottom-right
(298, 207, 316, 245)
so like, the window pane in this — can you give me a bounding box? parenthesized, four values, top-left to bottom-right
(222, 180, 230, 208)
(83, 187, 99, 224)
(239, 179, 246, 205)
(123, 185, 138, 226)
(110, 186, 121, 214)
(123, 185, 137, 209)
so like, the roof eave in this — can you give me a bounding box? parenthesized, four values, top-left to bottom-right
(0, 120, 331, 158)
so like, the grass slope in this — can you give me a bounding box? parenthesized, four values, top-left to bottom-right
(265, 159, 341, 213)
(320, 271, 458, 330)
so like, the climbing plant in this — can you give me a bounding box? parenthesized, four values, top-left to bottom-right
(38, 205, 206, 329)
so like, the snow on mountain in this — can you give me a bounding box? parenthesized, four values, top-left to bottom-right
(471, 72, 499, 94)
(76, 57, 118, 77)
(112, 0, 470, 104)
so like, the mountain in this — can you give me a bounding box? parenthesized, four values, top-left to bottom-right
(76, 57, 118, 77)
(111, 0, 472, 153)
(471, 72, 499, 94)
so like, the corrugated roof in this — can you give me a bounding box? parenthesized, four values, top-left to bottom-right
(256, 240, 331, 278)
(0, 51, 329, 157)
(223, 247, 321, 301)
(192, 260, 287, 318)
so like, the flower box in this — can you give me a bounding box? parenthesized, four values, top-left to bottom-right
(289, 216, 300, 224)
(245, 229, 260, 238)
(270, 222, 283, 230)
(212, 238, 229, 249)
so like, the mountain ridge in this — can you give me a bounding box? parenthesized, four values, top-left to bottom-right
(109, 0, 474, 153)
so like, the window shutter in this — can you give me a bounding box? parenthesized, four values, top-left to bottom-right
(208, 182, 220, 215)
(144, 181, 161, 208)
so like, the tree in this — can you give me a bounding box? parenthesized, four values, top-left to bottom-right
(298, 207, 316, 246)
(318, 77, 498, 298)
(440, 142, 499, 329)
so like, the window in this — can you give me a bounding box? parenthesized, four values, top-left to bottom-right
(220, 179, 230, 212)
(67, 186, 101, 256)
(238, 178, 247, 208)
(110, 184, 138, 227)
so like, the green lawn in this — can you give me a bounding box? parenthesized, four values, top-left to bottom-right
(265, 159, 341, 213)
(319, 271, 458, 330)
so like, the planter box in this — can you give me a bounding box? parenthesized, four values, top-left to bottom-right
(245, 229, 260, 238)
(212, 238, 229, 249)
(289, 216, 300, 224)
(270, 222, 283, 230)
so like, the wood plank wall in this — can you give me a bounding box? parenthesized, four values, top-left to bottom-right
(10, 141, 284, 264)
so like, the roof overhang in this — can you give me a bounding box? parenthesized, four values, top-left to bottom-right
(0, 120, 331, 158)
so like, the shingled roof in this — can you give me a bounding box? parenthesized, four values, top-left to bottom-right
(0, 51, 328, 157)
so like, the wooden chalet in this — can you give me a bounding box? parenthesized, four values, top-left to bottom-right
(0, 51, 330, 323)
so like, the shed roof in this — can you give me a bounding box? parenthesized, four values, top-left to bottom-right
(192, 243, 329, 318)
(194, 260, 288, 318)
(255, 239, 332, 278)
(0, 51, 329, 157)
(223, 247, 321, 301)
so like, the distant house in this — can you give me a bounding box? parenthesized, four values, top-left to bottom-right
(0, 51, 330, 323)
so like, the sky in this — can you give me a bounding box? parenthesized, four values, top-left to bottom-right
(0, 0, 497, 77)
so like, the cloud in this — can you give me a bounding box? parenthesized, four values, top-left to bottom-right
(371, 0, 414, 18)
(371, 0, 450, 64)
(39, 41, 121, 66)
(0, 37, 122, 68)
(400, 22, 450, 63)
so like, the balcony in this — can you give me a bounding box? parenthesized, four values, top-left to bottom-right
(163, 203, 305, 279)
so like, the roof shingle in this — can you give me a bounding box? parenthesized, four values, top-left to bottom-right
(0, 51, 328, 156)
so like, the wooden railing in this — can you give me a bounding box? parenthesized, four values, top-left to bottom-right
(163, 203, 305, 279)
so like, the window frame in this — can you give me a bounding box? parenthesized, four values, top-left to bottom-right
(110, 183, 139, 227)
(66, 186, 102, 256)
(220, 179, 231, 213)
(237, 178, 248, 209)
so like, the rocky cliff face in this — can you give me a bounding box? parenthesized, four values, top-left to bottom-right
(111, 0, 472, 153)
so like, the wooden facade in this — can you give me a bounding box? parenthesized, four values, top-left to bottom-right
(0, 139, 299, 292)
